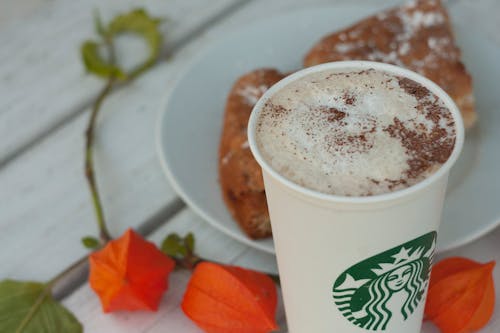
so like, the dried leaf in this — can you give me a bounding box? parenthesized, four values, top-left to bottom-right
(182, 262, 278, 333)
(89, 228, 175, 312)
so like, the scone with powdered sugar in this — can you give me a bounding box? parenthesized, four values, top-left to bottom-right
(304, 0, 476, 128)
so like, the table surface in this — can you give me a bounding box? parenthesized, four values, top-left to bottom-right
(1, 0, 499, 332)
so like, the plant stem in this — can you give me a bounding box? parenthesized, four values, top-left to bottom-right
(173, 256, 204, 271)
(84, 34, 157, 244)
(85, 78, 114, 244)
(84, 37, 118, 244)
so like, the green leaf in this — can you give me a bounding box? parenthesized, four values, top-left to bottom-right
(80, 8, 162, 80)
(184, 233, 195, 253)
(80, 40, 126, 79)
(0, 280, 82, 333)
(161, 233, 187, 258)
(107, 8, 162, 77)
(81, 236, 100, 249)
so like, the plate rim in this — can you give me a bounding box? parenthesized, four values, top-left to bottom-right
(156, 5, 500, 256)
(155, 81, 275, 253)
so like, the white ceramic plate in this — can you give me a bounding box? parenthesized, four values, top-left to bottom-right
(157, 4, 500, 254)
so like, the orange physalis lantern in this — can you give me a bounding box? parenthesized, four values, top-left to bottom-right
(182, 262, 278, 333)
(89, 228, 175, 312)
(425, 257, 495, 333)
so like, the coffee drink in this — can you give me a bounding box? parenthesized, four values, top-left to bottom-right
(255, 68, 456, 196)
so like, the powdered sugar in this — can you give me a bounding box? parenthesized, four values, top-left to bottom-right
(241, 140, 250, 149)
(327, 0, 453, 72)
(222, 141, 250, 165)
(400, 10, 444, 30)
(398, 42, 410, 55)
(237, 84, 269, 105)
(334, 41, 366, 53)
(221, 151, 233, 165)
(367, 50, 404, 66)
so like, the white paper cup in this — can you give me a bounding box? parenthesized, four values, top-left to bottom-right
(248, 61, 464, 333)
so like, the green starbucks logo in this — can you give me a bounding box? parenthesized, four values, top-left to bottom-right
(333, 232, 436, 331)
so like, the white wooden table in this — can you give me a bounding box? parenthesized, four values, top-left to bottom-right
(1, 0, 499, 332)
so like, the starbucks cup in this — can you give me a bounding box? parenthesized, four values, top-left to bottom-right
(248, 61, 464, 333)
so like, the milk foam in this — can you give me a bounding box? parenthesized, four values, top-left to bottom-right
(255, 69, 456, 196)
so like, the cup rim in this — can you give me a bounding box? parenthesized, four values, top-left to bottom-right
(248, 61, 465, 205)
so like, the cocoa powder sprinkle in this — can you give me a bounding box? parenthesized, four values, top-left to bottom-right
(320, 106, 346, 122)
(343, 92, 356, 105)
(384, 116, 454, 180)
(398, 77, 431, 100)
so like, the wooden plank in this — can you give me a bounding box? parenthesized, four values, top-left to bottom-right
(0, 0, 391, 282)
(0, 33, 230, 281)
(62, 209, 284, 333)
(0, 0, 245, 165)
(0, 63, 181, 281)
(0, 0, 49, 29)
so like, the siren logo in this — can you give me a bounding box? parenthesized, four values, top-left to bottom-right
(332, 232, 436, 331)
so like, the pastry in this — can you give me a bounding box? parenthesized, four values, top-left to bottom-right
(219, 68, 286, 239)
(304, 0, 476, 128)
